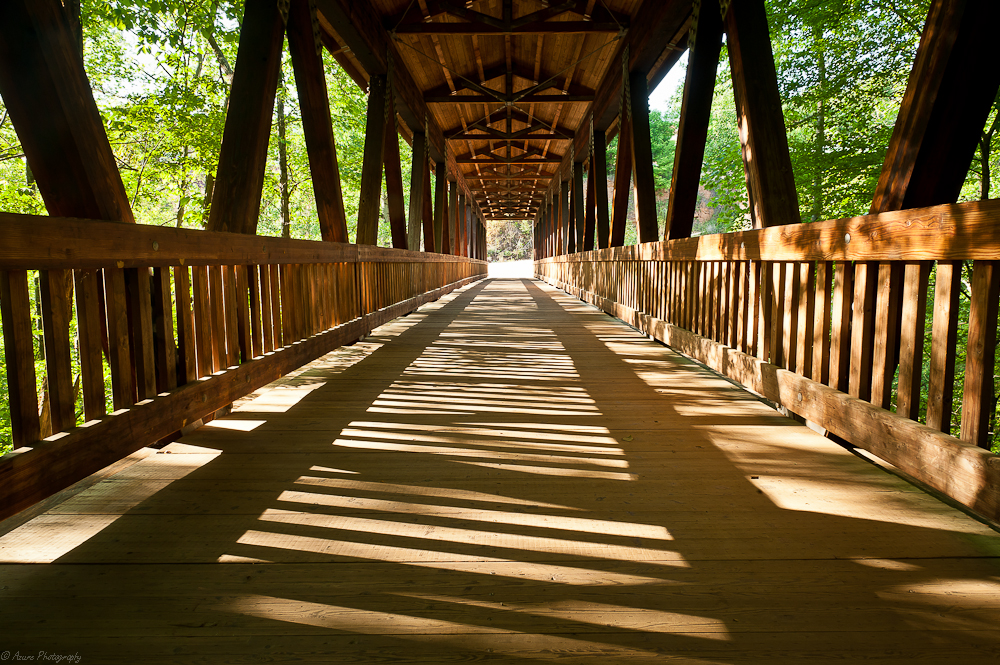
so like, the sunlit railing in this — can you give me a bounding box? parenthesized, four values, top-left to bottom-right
(536, 198, 1000, 522)
(0, 212, 486, 518)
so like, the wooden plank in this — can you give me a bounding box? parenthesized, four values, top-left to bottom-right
(828, 262, 853, 392)
(0, 212, 358, 270)
(151, 267, 178, 393)
(782, 262, 798, 371)
(812, 261, 832, 385)
(572, 161, 585, 253)
(795, 262, 814, 377)
(725, 0, 799, 227)
(665, 0, 723, 240)
(383, 98, 408, 250)
(609, 108, 632, 247)
(445, 180, 456, 255)
(126, 268, 156, 401)
(593, 130, 611, 249)
(206, 0, 284, 235)
(38, 269, 75, 432)
(235, 265, 252, 363)
(627, 71, 659, 244)
(191, 266, 213, 378)
(259, 266, 274, 353)
(407, 133, 428, 251)
(222, 266, 241, 366)
(356, 74, 387, 245)
(422, 158, 435, 253)
(871, 0, 1000, 212)
(74, 269, 106, 419)
(848, 262, 877, 401)
(270, 264, 282, 348)
(871, 263, 902, 409)
(173, 266, 196, 386)
(0, 269, 41, 444)
(208, 266, 227, 370)
(926, 261, 960, 433)
(560, 182, 571, 256)
(960, 260, 1000, 448)
(433, 162, 445, 254)
(0, 0, 133, 224)
(287, 0, 349, 243)
(247, 265, 263, 359)
(897, 262, 930, 420)
(103, 267, 134, 409)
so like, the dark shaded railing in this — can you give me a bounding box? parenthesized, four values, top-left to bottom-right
(0, 212, 486, 518)
(537, 199, 1000, 523)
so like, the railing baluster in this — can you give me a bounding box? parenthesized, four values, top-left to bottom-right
(39, 269, 75, 432)
(812, 261, 832, 385)
(192, 265, 213, 378)
(927, 261, 961, 432)
(960, 260, 1000, 448)
(897, 262, 930, 420)
(0, 269, 41, 444)
(151, 266, 178, 392)
(795, 262, 814, 377)
(829, 261, 853, 392)
(104, 267, 135, 408)
(871, 263, 902, 409)
(75, 268, 107, 418)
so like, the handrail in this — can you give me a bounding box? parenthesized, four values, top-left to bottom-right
(0, 215, 487, 519)
(536, 198, 1000, 523)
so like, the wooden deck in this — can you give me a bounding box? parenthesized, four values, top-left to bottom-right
(2, 278, 1000, 663)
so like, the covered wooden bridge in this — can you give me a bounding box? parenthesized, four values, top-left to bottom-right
(1, 0, 1000, 662)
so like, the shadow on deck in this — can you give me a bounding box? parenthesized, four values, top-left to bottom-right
(1, 278, 999, 663)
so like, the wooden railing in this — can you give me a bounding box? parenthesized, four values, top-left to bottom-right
(537, 199, 1000, 523)
(0, 213, 486, 519)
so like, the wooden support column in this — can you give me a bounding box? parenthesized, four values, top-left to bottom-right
(583, 160, 596, 251)
(725, 0, 800, 227)
(357, 74, 388, 245)
(573, 161, 585, 252)
(593, 130, 612, 249)
(408, 133, 428, 251)
(872, 0, 1000, 213)
(445, 179, 456, 254)
(433, 162, 446, 253)
(0, 0, 133, 223)
(565, 179, 576, 255)
(610, 111, 633, 246)
(666, 0, 723, 239)
(383, 101, 407, 249)
(422, 161, 435, 251)
(287, 0, 348, 243)
(458, 192, 467, 256)
(207, 0, 284, 234)
(629, 71, 659, 243)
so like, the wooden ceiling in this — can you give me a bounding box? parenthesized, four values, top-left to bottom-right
(316, 0, 691, 220)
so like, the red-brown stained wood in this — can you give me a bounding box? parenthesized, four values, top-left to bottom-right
(408, 133, 428, 251)
(628, 71, 658, 244)
(782, 262, 798, 371)
(270, 264, 282, 347)
(897, 262, 930, 420)
(38, 269, 75, 432)
(0, 270, 41, 444)
(422, 158, 435, 252)
(104, 267, 134, 409)
(583, 161, 596, 251)
(0, 0, 134, 225)
(209, 265, 227, 370)
(235, 265, 253, 363)
(206, 0, 284, 235)
(666, 0, 723, 239)
(445, 180, 457, 255)
(358, 76, 388, 245)
(871, 263, 902, 409)
(287, 0, 349, 243)
(927, 261, 960, 433)
(222, 266, 240, 364)
(725, 0, 800, 228)
(795, 262, 814, 378)
(248, 265, 263, 358)
(870, 0, 1000, 213)
(433, 162, 445, 253)
(610, 110, 632, 247)
(593, 131, 611, 249)
(812, 261, 832, 385)
(572, 161, 585, 252)
(151, 267, 178, 393)
(173, 266, 197, 385)
(260, 266, 274, 353)
(828, 262, 853, 392)
(384, 102, 408, 250)
(960, 260, 1000, 448)
(848, 262, 877, 401)
(192, 266, 213, 378)
(126, 268, 156, 401)
(74, 269, 106, 419)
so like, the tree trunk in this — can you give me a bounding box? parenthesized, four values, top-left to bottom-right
(202, 172, 215, 227)
(811, 30, 826, 223)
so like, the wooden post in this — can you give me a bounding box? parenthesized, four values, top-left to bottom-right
(725, 0, 800, 227)
(287, 0, 348, 242)
(666, 0, 723, 239)
(445, 179, 456, 254)
(629, 71, 659, 243)
(408, 132, 428, 251)
(583, 159, 596, 251)
(593, 130, 611, 249)
(457, 192, 467, 256)
(573, 161, 585, 252)
(383, 108, 407, 249)
(610, 111, 633, 246)
(357, 74, 388, 245)
(564, 179, 576, 254)
(422, 160, 435, 252)
(207, 0, 284, 234)
(433, 162, 446, 253)
(0, 0, 134, 224)
(871, 0, 1000, 213)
